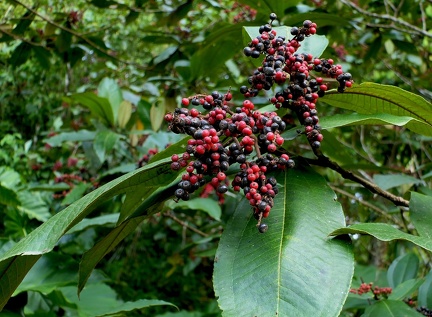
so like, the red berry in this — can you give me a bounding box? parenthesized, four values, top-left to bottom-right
(181, 98, 190, 107)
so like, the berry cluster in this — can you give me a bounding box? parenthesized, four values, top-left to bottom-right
(417, 306, 432, 316)
(350, 282, 392, 299)
(241, 15, 353, 149)
(164, 14, 352, 232)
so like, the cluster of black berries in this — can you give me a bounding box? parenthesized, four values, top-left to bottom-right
(417, 307, 432, 316)
(164, 14, 352, 232)
(165, 92, 293, 232)
(240, 14, 353, 150)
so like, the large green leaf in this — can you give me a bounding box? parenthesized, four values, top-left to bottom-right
(418, 270, 432, 309)
(322, 83, 432, 136)
(0, 158, 177, 310)
(93, 130, 123, 163)
(167, 197, 222, 221)
(387, 254, 419, 289)
(329, 223, 432, 252)
(68, 92, 114, 127)
(389, 278, 425, 301)
(362, 300, 423, 317)
(97, 78, 123, 124)
(372, 174, 423, 191)
(44, 130, 96, 147)
(213, 163, 354, 316)
(410, 192, 432, 240)
(319, 113, 432, 136)
(0, 185, 20, 207)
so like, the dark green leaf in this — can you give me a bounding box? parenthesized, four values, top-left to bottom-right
(45, 130, 96, 147)
(153, 46, 178, 65)
(330, 223, 432, 252)
(68, 92, 114, 126)
(387, 254, 419, 289)
(323, 83, 432, 136)
(0, 158, 176, 309)
(56, 29, 73, 53)
(32, 46, 51, 69)
(410, 192, 432, 240)
(418, 270, 432, 308)
(12, 9, 35, 35)
(362, 300, 423, 317)
(149, 136, 190, 164)
(29, 183, 71, 192)
(17, 191, 50, 222)
(66, 213, 119, 234)
(9, 42, 31, 67)
(214, 163, 354, 316)
(61, 183, 91, 206)
(0, 185, 20, 207)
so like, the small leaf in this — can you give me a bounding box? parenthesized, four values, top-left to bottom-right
(373, 174, 423, 191)
(117, 100, 132, 129)
(410, 192, 432, 240)
(214, 163, 354, 316)
(0, 185, 20, 207)
(418, 270, 432, 308)
(61, 183, 91, 206)
(330, 223, 432, 252)
(9, 42, 31, 67)
(168, 198, 221, 221)
(323, 83, 432, 136)
(93, 130, 122, 163)
(69, 93, 114, 126)
(66, 214, 119, 234)
(389, 278, 425, 301)
(362, 300, 423, 317)
(45, 130, 96, 147)
(98, 78, 123, 124)
(150, 100, 166, 131)
(387, 254, 419, 289)
(17, 191, 50, 222)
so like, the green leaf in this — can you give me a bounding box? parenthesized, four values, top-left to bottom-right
(12, 9, 35, 35)
(323, 83, 432, 136)
(0, 158, 176, 310)
(362, 300, 423, 317)
(78, 216, 146, 294)
(0, 185, 20, 207)
(320, 113, 432, 133)
(150, 101, 166, 131)
(149, 136, 190, 164)
(45, 130, 96, 147)
(118, 100, 132, 129)
(191, 23, 243, 79)
(60, 283, 176, 316)
(410, 192, 432, 240)
(418, 270, 432, 308)
(29, 183, 71, 192)
(66, 213, 119, 234)
(14, 253, 77, 295)
(61, 183, 91, 206)
(389, 278, 425, 301)
(17, 191, 50, 222)
(387, 254, 419, 289)
(9, 42, 31, 67)
(329, 223, 432, 252)
(372, 174, 423, 191)
(213, 163, 354, 316)
(93, 130, 122, 163)
(98, 78, 123, 125)
(167, 198, 221, 221)
(69, 92, 114, 127)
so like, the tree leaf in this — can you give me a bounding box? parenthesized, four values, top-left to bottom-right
(0, 158, 177, 310)
(410, 192, 432, 240)
(319, 113, 432, 135)
(418, 270, 432, 309)
(372, 174, 423, 191)
(60, 283, 176, 316)
(17, 191, 51, 222)
(68, 92, 114, 127)
(389, 278, 425, 301)
(44, 130, 96, 147)
(167, 197, 222, 221)
(387, 254, 419, 289)
(0, 185, 20, 207)
(93, 130, 122, 163)
(150, 100, 166, 131)
(66, 213, 119, 234)
(9, 42, 31, 67)
(322, 83, 432, 136)
(213, 163, 354, 316)
(329, 223, 432, 252)
(118, 100, 132, 129)
(362, 300, 423, 317)
(98, 78, 123, 124)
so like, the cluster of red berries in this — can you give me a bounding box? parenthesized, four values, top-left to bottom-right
(240, 14, 353, 149)
(164, 14, 352, 232)
(228, 2, 257, 23)
(350, 282, 392, 298)
(137, 148, 158, 168)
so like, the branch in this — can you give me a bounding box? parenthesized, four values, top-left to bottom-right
(340, 0, 432, 38)
(305, 154, 410, 207)
(0, 27, 47, 47)
(11, 0, 146, 70)
(163, 211, 209, 237)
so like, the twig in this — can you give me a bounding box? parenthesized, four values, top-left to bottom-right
(10, 0, 146, 69)
(340, 0, 432, 38)
(305, 154, 410, 207)
(163, 211, 209, 237)
(0, 27, 47, 47)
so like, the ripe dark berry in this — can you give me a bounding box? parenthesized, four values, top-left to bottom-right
(258, 223, 268, 233)
(269, 13, 277, 21)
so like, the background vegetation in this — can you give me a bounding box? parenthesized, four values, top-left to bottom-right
(0, 0, 431, 316)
